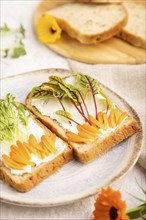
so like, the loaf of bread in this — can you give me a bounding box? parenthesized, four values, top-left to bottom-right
(26, 73, 140, 163)
(47, 3, 128, 44)
(118, 1, 146, 48)
(0, 100, 72, 192)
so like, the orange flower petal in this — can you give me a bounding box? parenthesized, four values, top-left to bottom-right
(2, 134, 57, 170)
(93, 187, 130, 220)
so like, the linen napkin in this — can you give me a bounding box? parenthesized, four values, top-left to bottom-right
(67, 59, 146, 169)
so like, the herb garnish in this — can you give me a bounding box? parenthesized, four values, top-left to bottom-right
(31, 74, 114, 125)
(0, 23, 26, 58)
(0, 94, 30, 143)
(76, 73, 114, 118)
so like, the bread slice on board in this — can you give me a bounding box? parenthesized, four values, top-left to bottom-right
(118, 1, 146, 49)
(0, 104, 72, 192)
(47, 3, 128, 44)
(77, 0, 122, 3)
(25, 74, 140, 163)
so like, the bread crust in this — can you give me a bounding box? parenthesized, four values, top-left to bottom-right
(26, 93, 140, 164)
(48, 4, 128, 44)
(118, 30, 146, 49)
(117, 1, 146, 49)
(78, 0, 122, 3)
(0, 147, 72, 192)
(72, 117, 140, 163)
(0, 109, 73, 192)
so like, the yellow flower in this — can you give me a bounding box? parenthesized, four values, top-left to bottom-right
(93, 187, 130, 220)
(36, 14, 62, 43)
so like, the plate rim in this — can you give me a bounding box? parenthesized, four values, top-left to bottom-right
(0, 68, 143, 207)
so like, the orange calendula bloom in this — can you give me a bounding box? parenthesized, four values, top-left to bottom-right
(36, 14, 62, 43)
(93, 187, 130, 220)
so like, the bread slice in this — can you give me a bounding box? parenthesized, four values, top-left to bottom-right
(47, 3, 128, 44)
(25, 75, 140, 163)
(118, 1, 146, 49)
(0, 108, 72, 192)
(71, 116, 140, 163)
(77, 0, 122, 3)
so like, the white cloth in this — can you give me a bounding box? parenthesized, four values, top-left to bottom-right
(1, 1, 145, 219)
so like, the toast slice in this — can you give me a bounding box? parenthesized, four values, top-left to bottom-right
(25, 73, 140, 163)
(47, 3, 128, 44)
(118, 1, 146, 49)
(0, 97, 72, 192)
(77, 0, 122, 3)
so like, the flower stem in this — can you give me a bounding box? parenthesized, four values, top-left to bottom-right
(126, 203, 146, 219)
(71, 99, 90, 124)
(58, 98, 66, 111)
(58, 113, 80, 125)
(85, 76, 98, 119)
(78, 91, 89, 116)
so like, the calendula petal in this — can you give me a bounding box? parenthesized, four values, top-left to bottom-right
(66, 131, 89, 143)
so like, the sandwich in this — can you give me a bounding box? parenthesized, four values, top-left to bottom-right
(0, 94, 72, 192)
(26, 73, 140, 163)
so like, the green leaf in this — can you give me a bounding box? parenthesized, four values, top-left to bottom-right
(3, 49, 9, 58)
(1, 23, 26, 59)
(18, 105, 30, 126)
(0, 94, 30, 143)
(140, 206, 146, 219)
(19, 24, 25, 37)
(99, 88, 115, 110)
(66, 84, 82, 106)
(49, 76, 70, 96)
(49, 75, 82, 105)
(31, 86, 53, 98)
(31, 82, 66, 99)
(56, 110, 73, 121)
(76, 73, 100, 95)
(0, 23, 10, 32)
(12, 46, 26, 58)
(126, 203, 146, 219)
(76, 73, 114, 110)
(43, 82, 66, 99)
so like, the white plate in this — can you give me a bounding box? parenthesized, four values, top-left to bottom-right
(0, 69, 143, 207)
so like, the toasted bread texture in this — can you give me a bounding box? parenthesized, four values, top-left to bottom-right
(47, 3, 128, 44)
(0, 116, 73, 192)
(118, 1, 146, 48)
(26, 91, 140, 164)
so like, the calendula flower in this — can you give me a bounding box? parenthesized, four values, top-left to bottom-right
(36, 14, 61, 43)
(93, 187, 130, 220)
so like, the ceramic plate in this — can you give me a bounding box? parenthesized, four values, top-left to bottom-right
(0, 69, 143, 207)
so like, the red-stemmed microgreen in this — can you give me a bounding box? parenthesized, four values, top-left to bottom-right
(31, 74, 114, 126)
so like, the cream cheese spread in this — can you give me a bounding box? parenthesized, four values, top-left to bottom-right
(1, 119, 66, 175)
(31, 94, 107, 133)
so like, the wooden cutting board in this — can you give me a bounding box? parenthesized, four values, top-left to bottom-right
(34, 1, 146, 64)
